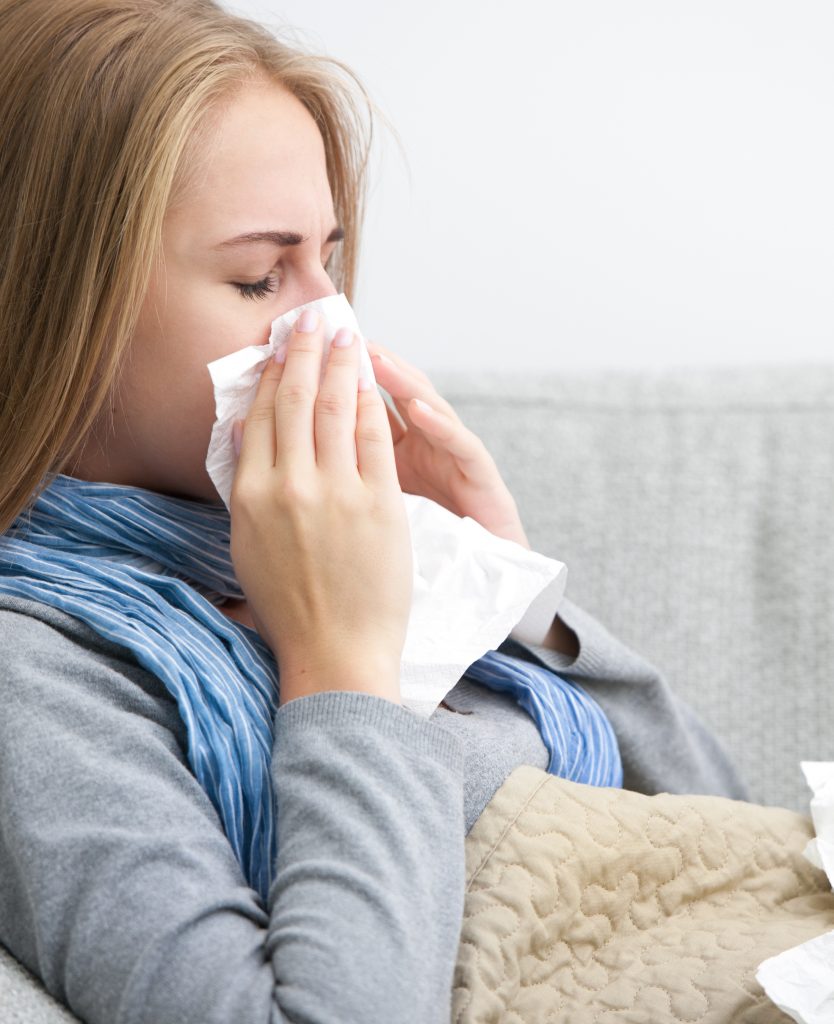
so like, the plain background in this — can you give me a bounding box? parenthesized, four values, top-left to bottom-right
(221, 1, 833, 374)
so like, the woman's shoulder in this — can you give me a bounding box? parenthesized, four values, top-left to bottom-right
(0, 594, 186, 744)
(0, 593, 132, 660)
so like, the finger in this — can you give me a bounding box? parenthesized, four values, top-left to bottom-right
(366, 340, 434, 388)
(368, 345, 436, 392)
(273, 309, 326, 471)
(384, 378, 457, 436)
(314, 327, 361, 475)
(406, 397, 492, 473)
(235, 354, 284, 477)
(370, 351, 458, 424)
(380, 389, 408, 445)
(355, 375, 400, 489)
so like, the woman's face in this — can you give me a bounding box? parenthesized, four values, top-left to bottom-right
(71, 79, 341, 502)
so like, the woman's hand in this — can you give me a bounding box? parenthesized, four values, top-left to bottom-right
(229, 313, 413, 706)
(367, 341, 531, 549)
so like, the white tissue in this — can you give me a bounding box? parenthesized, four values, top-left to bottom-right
(756, 762, 834, 1023)
(205, 293, 567, 716)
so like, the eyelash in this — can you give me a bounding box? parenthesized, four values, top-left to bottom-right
(234, 274, 279, 301)
(232, 251, 337, 302)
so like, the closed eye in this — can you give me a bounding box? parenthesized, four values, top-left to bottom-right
(232, 251, 338, 301)
(233, 275, 279, 301)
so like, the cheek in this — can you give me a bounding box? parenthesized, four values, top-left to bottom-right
(126, 323, 212, 446)
(185, 300, 273, 367)
(132, 271, 276, 451)
(127, 261, 274, 484)
(137, 287, 270, 394)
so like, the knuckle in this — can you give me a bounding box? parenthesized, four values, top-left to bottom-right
(230, 475, 268, 515)
(231, 471, 313, 515)
(356, 421, 389, 446)
(245, 403, 275, 425)
(278, 382, 314, 407)
(315, 389, 348, 418)
(277, 474, 314, 508)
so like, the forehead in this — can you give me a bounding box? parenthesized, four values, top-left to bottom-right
(167, 80, 335, 247)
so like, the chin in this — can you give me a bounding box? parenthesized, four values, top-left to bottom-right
(153, 468, 221, 506)
(193, 468, 227, 508)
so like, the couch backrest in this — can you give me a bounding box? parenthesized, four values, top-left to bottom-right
(433, 362, 834, 814)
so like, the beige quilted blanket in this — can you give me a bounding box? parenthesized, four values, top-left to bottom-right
(454, 765, 834, 1023)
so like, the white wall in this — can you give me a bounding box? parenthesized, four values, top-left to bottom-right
(222, 1, 834, 373)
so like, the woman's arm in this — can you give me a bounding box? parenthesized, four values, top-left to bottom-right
(502, 596, 751, 801)
(0, 601, 465, 1024)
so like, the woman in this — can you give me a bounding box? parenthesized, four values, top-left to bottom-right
(0, 2, 748, 1022)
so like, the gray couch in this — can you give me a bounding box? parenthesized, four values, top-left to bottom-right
(3, 362, 832, 1021)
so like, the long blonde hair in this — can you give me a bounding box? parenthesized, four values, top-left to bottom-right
(0, 0, 381, 531)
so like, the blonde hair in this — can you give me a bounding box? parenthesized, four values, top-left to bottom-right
(0, 0, 383, 531)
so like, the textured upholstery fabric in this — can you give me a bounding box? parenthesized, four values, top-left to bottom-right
(0, 947, 78, 1024)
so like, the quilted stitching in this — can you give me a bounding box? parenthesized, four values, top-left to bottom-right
(453, 765, 834, 1023)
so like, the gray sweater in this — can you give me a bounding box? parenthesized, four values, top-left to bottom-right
(0, 593, 748, 1024)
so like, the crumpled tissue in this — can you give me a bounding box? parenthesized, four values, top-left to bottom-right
(206, 293, 567, 716)
(756, 762, 834, 1024)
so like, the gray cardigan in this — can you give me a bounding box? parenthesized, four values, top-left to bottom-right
(0, 592, 748, 1023)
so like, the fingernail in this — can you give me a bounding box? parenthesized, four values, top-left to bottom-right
(273, 342, 287, 364)
(232, 420, 243, 456)
(332, 327, 353, 348)
(414, 398, 432, 413)
(295, 309, 318, 333)
(373, 352, 394, 367)
(358, 378, 373, 392)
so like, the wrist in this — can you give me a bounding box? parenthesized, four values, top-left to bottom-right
(277, 648, 403, 706)
(541, 615, 579, 658)
(485, 510, 530, 549)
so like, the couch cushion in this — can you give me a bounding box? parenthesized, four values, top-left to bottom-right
(0, 946, 79, 1023)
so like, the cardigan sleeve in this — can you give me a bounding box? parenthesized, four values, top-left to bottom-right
(501, 595, 751, 801)
(0, 605, 465, 1024)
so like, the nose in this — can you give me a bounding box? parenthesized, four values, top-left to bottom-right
(295, 263, 338, 307)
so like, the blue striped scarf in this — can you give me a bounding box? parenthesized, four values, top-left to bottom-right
(0, 474, 622, 903)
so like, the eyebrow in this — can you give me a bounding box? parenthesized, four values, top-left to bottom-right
(212, 225, 345, 250)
